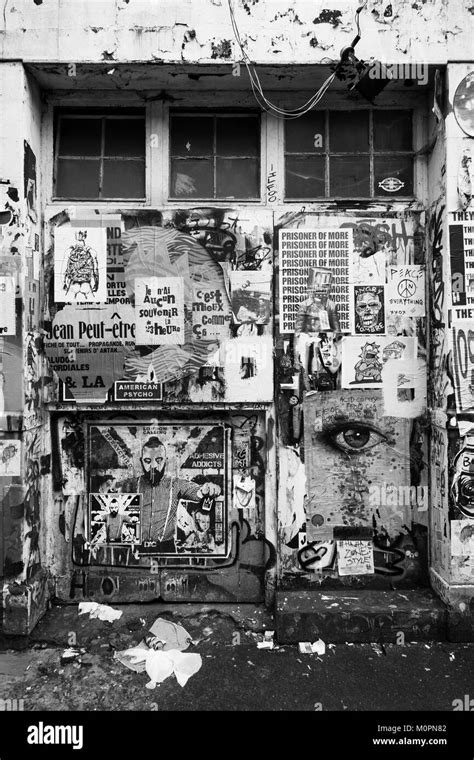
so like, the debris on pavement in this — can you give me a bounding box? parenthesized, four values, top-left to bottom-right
(115, 617, 198, 688)
(78, 602, 123, 622)
(60, 648, 85, 665)
(257, 630, 275, 649)
(298, 639, 326, 655)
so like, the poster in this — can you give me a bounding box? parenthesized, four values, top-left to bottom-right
(381, 358, 427, 418)
(279, 228, 351, 333)
(0, 438, 21, 476)
(87, 422, 229, 563)
(351, 285, 385, 334)
(44, 303, 135, 403)
(452, 321, 474, 412)
(386, 265, 426, 317)
(23, 141, 37, 223)
(451, 520, 474, 556)
(341, 336, 416, 389)
(135, 276, 185, 345)
(105, 222, 131, 306)
(0, 276, 16, 335)
(230, 270, 271, 328)
(54, 226, 107, 304)
(337, 540, 374, 576)
(192, 284, 232, 340)
(450, 221, 474, 319)
(89, 493, 142, 564)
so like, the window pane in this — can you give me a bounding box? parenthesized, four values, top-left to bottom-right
(170, 116, 213, 156)
(58, 118, 102, 156)
(55, 158, 100, 197)
(216, 117, 259, 156)
(103, 159, 145, 198)
(329, 111, 369, 152)
(104, 119, 145, 157)
(374, 155, 413, 195)
(170, 158, 214, 197)
(285, 156, 325, 198)
(285, 112, 326, 154)
(330, 156, 370, 196)
(216, 158, 259, 198)
(374, 110, 412, 151)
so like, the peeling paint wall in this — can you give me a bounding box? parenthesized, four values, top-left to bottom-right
(0, 1, 472, 66)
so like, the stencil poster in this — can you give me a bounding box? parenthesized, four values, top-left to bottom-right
(54, 226, 107, 303)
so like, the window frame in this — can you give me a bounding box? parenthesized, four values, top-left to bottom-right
(284, 107, 416, 202)
(53, 109, 148, 203)
(168, 110, 262, 202)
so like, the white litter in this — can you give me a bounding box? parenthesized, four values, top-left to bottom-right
(298, 639, 326, 655)
(123, 647, 202, 689)
(78, 602, 123, 622)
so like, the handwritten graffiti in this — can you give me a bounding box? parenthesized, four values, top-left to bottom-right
(339, 219, 413, 257)
(428, 203, 446, 330)
(267, 165, 277, 204)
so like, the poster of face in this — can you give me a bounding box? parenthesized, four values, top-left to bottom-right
(341, 336, 416, 389)
(54, 226, 107, 304)
(230, 270, 271, 327)
(386, 265, 426, 317)
(352, 285, 385, 334)
(0, 438, 21, 476)
(135, 276, 185, 345)
(303, 390, 411, 540)
(0, 276, 16, 335)
(87, 422, 229, 564)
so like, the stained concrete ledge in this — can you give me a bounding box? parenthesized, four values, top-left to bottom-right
(275, 589, 448, 644)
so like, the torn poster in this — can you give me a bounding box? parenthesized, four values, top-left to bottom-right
(451, 520, 474, 556)
(230, 270, 271, 326)
(0, 276, 16, 335)
(452, 322, 474, 412)
(279, 228, 351, 333)
(233, 474, 256, 510)
(0, 438, 21, 475)
(135, 276, 184, 345)
(386, 264, 426, 317)
(337, 540, 374, 576)
(450, 221, 474, 320)
(54, 226, 107, 304)
(381, 358, 427, 418)
(351, 285, 386, 334)
(341, 336, 416, 389)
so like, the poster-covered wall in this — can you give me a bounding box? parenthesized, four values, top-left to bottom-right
(276, 212, 429, 588)
(44, 208, 274, 405)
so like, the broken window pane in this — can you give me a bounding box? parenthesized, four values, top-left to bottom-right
(330, 111, 369, 152)
(216, 158, 259, 198)
(374, 155, 414, 195)
(374, 110, 412, 151)
(55, 158, 100, 198)
(285, 112, 326, 154)
(330, 156, 370, 196)
(285, 156, 325, 198)
(170, 158, 214, 198)
(170, 116, 213, 157)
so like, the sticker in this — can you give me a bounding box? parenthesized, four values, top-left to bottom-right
(381, 359, 427, 418)
(341, 336, 416, 389)
(0, 276, 16, 335)
(451, 520, 474, 556)
(0, 438, 21, 476)
(336, 540, 374, 576)
(351, 284, 385, 334)
(233, 474, 256, 510)
(230, 270, 271, 326)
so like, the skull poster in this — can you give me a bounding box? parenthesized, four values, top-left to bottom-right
(352, 285, 386, 334)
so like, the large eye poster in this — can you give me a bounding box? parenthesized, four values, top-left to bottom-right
(86, 422, 229, 565)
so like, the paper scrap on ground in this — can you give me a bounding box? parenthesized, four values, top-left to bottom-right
(298, 640, 326, 655)
(257, 630, 275, 649)
(78, 602, 123, 622)
(115, 617, 193, 677)
(117, 647, 202, 688)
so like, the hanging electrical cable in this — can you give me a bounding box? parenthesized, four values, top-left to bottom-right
(226, 0, 368, 119)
